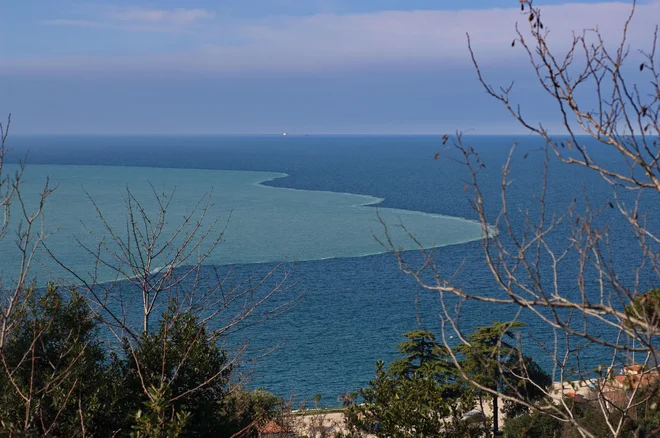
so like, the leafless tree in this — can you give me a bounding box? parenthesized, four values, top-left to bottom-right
(0, 115, 299, 435)
(36, 165, 302, 438)
(0, 115, 56, 349)
(387, 1, 660, 436)
(45, 183, 297, 335)
(0, 116, 74, 435)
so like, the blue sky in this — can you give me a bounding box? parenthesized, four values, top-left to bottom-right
(1, 1, 658, 134)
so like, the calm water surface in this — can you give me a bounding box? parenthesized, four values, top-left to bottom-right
(6, 134, 659, 404)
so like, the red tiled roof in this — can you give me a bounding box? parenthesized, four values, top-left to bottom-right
(625, 365, 644, 374)
(612, 372, 660, 389)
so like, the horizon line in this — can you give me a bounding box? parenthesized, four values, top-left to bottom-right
(9, 132, 569, 137)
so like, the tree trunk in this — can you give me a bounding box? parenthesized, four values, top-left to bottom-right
(492, 394, 499, 436)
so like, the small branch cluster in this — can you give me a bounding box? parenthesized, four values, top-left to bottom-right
(387, 1, 660, 437)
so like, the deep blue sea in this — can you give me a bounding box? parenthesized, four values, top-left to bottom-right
(6, 134, 660, 406)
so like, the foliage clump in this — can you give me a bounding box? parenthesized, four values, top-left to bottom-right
(625, 289, 660, 333)
(0, 285, 282, 437)
(346, 330, 477, 437)
(346, 323, 551, 437)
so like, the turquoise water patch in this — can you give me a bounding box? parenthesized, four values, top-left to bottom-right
(2, 164, 486, 284)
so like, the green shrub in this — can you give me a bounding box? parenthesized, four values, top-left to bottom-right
(0, 286, 281, 437)
(502, 410, 563, 438)
(0, 284, 118, 436)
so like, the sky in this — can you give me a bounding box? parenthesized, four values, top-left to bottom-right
(1, 0, 658, 134)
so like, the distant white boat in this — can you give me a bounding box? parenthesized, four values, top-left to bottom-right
(282, 132, 287, 136)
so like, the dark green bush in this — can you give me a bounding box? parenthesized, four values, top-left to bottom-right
(0, 286, 280, 437)
(502, 410, 563, 438)
(0, 284, 118, 436)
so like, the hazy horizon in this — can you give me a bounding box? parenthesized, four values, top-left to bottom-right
(2, 0, 658, 134)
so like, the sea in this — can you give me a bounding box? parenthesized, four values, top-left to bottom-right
(3, 134, 659, 406)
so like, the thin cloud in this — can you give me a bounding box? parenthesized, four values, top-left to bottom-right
(222, 2, 657, 67)
(42, 6, 215, 32)
(19, 2, 660, 75)
(108, 8, 215, 26)
(43, 19, 107, 28)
